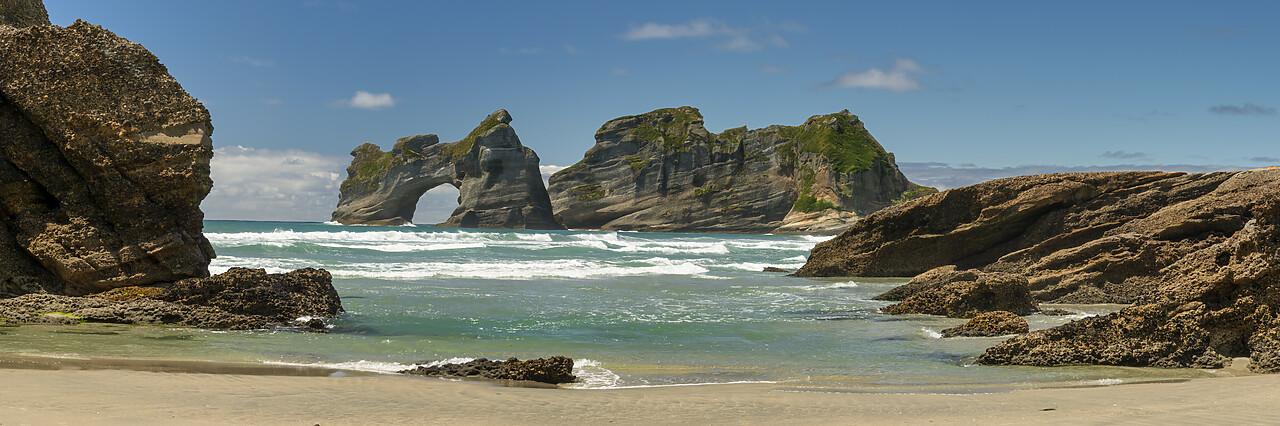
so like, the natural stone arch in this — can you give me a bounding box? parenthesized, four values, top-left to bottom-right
(331, 110, 562, 230)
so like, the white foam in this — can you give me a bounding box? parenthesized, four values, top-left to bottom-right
(794, 281, 860, 291)
(920, 327, 943, 339)
(261, 357, 478, 375)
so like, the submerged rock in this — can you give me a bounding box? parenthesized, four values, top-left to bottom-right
(0, 18, 216, 296)
(797, 169, 1280, 304)
(398, 356, 577, 385)
(941, 311, 1028, 337)
(979, 197, 1280, 372)
(547, 107, 931, 234)
(331, 110, 561, 229)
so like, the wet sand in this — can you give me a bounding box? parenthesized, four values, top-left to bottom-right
(1, 359, 1278, 425)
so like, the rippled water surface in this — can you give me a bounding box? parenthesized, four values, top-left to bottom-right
(0, 220, 1226, 390)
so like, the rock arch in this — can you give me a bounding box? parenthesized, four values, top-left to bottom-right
(330, 110, 562, 230)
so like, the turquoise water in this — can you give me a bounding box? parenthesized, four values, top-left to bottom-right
(0, 220, 1226, 390)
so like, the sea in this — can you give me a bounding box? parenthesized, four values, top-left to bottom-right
(0, 220, 1229, 392)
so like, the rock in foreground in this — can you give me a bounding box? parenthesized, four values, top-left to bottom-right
(878, 267, 1038, 318)
(979, 198, 1280, 371)
(399, 356, 577, 385)
(547, 107, 931, 234)
(941, 311, 1028, 337)
(1, 268, 342, 330)
(331, 110, 561, 229)
(798, 169, 1280, 304)
(1, 19, 215, 296)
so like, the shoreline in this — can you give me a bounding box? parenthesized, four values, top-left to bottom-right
(2, 365, 1278, 425)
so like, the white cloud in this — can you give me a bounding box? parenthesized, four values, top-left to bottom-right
(227, 55, 274, 67)
(611, 67, 629, 76)
(344, 91, 396, 110)
(204, 146, 349, 222)
(620, 18, 795, 53)
(563, 44, 582, 55)
(825, 58, 925, 92)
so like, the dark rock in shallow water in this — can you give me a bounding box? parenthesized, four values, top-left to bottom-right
(547, 107, 931, 234)
(941, 311, 1028, 337)
(1, 268, 343, 329)
(330, 110, 562, 230)
(798, 169, 1280, 304)
(762, 267, 789, 273)
(1036, 308, 1075, 316)
(879, 268, 1037, 318)
(399, 356, 577, 385)
(979, 197, 1280, 372)
(0, 18, 216, 296)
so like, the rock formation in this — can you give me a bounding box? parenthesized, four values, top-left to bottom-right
(1, 18, 216, 296)
(331, 110, 562, 229)
(941, 311, 1028, 338)
(398, 356, 577, 385)
(546, 107, 933, 234)
(876, 266, 1038, 318)
(979, 197, 1280, 372)
(796, 170, 1280, 304)
(0, 0, 49, 28)
(1, 268, 342, 330)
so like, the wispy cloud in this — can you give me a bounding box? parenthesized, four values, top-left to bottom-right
(825, 58, 925, 92)
(611, 67, 629, 76)
(1209, 103, 1276, 116)
(1249, 156, 1279, 163)
(205, 146, 347, 221)
(563, 44, 582, 55)
(1100, 151, 1147, 160)
(499, 46, 543, 55)
(898, 162, 1247, 190)
(341, 91, 396, 110)
(758, 64, 790, 74)
(1188, 25, 1244, 38)
(226, 55, 274, 67)
(619, 18, 797, 52)
(261, 98, 283, 105)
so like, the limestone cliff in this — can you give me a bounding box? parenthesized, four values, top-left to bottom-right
(547, 107, 932, 234)
(0, 19, 215, 296)
(796, 169, 1280, 305)
(331, 110, 562, 229)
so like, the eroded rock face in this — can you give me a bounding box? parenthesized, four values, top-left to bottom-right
(0, 267, 342, 329)
(546, 107, 931, 234)
(398, 356, 577, 384)
(878, 268, 1037, 318)
(0, 20, 215, 296)
(797, 170, 1280, 304)
(978, 198, 1280, 371)
(0, 0, 50, 28)
(942, 311, 1028, 338)
(331, 110, 561, 229)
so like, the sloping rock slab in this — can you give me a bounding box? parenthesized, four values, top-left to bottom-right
(942, 311, 1028, 337)
(879, 269, 1037, 318)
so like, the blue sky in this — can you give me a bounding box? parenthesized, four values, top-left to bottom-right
(44, 1, 1279, 222)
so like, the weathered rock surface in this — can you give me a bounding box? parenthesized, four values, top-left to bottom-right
(978, 198, 1280, 371)
(0, 19, 216, 296)
(547, 107, 932, 234)
(0, 268, 341, 329)
(941, 311, 1029, 337)
(797, 169, 1280, 304)
(398, 356, 577, 385)
(0, 0, 49, 28)
(878, 267, 1038, 318)
(331, 110, 561, 229)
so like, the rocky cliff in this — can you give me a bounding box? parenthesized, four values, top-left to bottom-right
(0, 0, 49, 27)
(795, 170, 1280, 304)
(331, 110, 561, 229)
(547, 107, 932, 234)
(1, 19, 215, 296)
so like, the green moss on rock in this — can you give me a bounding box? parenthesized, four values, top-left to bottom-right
(781, 113, 887, 174)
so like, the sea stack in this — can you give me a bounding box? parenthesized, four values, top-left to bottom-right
(1, 16, 216, 295)
(547, 107, 933, 234)
(331, 109, 562, 229)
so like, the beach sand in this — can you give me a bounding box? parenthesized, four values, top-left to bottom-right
(1, 359, 1278, 425)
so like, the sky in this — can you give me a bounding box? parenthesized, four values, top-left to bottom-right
(43, 1, 1280, 222)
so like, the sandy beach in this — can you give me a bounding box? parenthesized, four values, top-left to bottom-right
(2, 360, 1277, 425)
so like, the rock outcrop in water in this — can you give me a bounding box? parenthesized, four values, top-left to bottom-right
(876, 266, 1038, 318)
(979, 197, 1280, 372)
(796, 170, 1280, 304)
(331, 110, 561, 229)
(941, 311, 1028, 338)
(1, 18, 216, 296)
(546, 107, 933, 234)
(398, 356, 577, 385)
